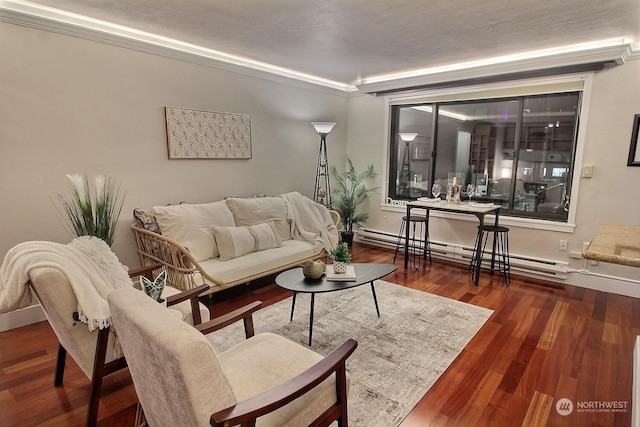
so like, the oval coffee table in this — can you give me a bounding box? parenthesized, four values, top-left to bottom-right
(275, 263, 397, 345)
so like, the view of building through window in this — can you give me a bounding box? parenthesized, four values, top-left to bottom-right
(389, 92, 580, 222)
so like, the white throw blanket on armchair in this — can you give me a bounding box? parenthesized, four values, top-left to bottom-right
(283, 192, 339, 253)
(0, 236, 131, 331)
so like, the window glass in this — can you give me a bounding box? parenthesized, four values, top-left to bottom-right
(514, 93, 578, 220)
(388, 91, 580, 222)
(390, 105, 434, 200)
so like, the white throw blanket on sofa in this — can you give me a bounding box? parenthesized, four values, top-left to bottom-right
(0, 236, 131, 331)
(283, 192, 339, 252)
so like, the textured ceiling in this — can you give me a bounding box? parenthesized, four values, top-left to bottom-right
(9, 0, 640, 86)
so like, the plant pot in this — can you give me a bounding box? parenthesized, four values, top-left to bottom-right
(340, 231, 354, 247)
(333, 261, 347, 274)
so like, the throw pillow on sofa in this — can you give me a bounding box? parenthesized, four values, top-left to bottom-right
(152, 201, 235, 261)
(213, 221, 283, 261)
(225, 196, 291, 241)
(133, 208, 162, 235)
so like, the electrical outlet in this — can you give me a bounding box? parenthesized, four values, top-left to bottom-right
(582, 241, 590, 252)
(559, 240, 568, 251)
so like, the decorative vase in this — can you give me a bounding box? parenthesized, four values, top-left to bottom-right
(340, 231, 354, 247)
(333, 261, 347, 274)
(303, 260, 325, 279)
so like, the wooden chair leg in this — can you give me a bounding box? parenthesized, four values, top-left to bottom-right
(54, 344, 67, 386)
(337, 365, 349, 427)
(86, 327, 110, 427)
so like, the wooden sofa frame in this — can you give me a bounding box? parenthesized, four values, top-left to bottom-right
(131, 210, 339, 296)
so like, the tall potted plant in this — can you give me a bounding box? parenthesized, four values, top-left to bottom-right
(55, 174, 125, 246)
(331, 157, 378, 246)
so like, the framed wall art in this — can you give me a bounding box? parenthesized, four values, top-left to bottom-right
(628, 114, 640, 167)
(165, 107, 252, 159)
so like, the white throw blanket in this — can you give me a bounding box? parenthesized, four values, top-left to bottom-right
(282, 192, 339, 252)
(0, 236, 131, 331)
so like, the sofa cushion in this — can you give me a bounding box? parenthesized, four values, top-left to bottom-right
(198, 239, 319, 286)
(152, 201, 235, 261)
(213, 222, 283, 261)
(225, 196, 291, 241)
(217, 332, 342, 427)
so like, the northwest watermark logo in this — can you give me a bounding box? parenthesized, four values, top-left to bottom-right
(555, 398, 628, 416)
(556, 398, 573, 416)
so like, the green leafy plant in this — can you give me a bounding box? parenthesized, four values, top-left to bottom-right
(330, 157, 378, 234)
(328, 242, 352, 263)
(55, 174, 125, 246)
(141, 270, 167, 303)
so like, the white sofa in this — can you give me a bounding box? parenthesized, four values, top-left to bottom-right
(131, 193, 339, 296)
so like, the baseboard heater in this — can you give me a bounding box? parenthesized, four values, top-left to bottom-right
(358, 228, 568, 279)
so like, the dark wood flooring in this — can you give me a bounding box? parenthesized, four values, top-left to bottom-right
(1, 243, 638, 426)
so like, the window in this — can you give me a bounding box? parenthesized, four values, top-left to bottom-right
(388, 89, 581, 222)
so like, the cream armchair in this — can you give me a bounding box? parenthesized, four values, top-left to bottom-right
(29, 263, 210, 427)
(108, 286, 358, 427)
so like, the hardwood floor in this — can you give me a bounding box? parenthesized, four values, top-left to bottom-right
(1, 243, 637, 426)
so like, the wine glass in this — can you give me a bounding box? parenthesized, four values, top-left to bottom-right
(431, 183, 441, 202)
(466, 184, 475, 203)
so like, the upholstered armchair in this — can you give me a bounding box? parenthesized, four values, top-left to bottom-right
(108, 286, 358, 427)
(29, 263, 210, 427)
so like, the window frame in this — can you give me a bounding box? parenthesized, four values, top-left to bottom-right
(381, 73, 593, 233)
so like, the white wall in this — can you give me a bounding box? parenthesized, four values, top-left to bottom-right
(346, 61, 640, 290)
(2, 16, 640, 333)
(0, 21, 349, 270)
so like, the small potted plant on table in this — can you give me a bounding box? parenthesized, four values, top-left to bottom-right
(328, 242, 352, 274)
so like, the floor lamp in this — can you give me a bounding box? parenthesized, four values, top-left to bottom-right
(399, 132, 418, 196)
(311, 122, 336, 207)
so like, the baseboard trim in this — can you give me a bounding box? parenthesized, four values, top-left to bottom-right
(357, 229, 640, 298)
(0, 304, 46, 332)
(565, 270, 640, 299)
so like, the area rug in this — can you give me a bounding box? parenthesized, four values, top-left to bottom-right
(206, 280, 493, 426)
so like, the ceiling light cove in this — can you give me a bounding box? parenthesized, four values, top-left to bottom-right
(2, 1, 636, 94)
(358, 38, 631, 86)
(0, 0, 354, 92)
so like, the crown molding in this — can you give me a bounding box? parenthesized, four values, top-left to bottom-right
(0, 1, 356, 95)
(629, 43, 640, 61)
(2, 1, 636, 96)
(357, 41, 632, 94)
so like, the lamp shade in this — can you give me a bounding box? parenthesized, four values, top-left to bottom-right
(311, 122, 336, 135)
(399, 132, 418, 142)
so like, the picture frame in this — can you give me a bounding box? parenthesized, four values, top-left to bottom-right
(628, 114, 640, 167)
(165, 107, 252, 159)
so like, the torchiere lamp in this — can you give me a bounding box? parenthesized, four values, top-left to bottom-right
(399, 132, 418, 196)
(311, 122, 336, 207)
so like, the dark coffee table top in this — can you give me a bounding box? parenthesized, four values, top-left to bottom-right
(275, 263, 397, 294)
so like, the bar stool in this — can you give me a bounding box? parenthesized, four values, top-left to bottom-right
(469, 225, 511, 286)
(393, 215, 432, 269)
